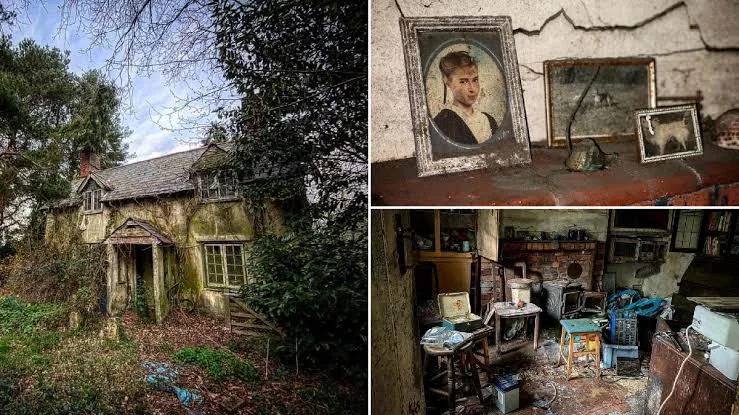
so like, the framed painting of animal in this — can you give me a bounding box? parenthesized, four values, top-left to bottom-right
(635, 104, 703, 163)
(544, 57, 656, 148)
(400, 16, 531, 177)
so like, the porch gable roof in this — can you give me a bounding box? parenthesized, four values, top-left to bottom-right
(103, 218, 174, 245)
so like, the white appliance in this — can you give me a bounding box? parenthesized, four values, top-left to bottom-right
(692, 305, 739, 350)
(709, 342, 739, 381)
(691, 302, 739, 380)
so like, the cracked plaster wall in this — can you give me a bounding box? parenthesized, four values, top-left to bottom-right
(371, 0, 739, 162)
(607, 252, 695, 298)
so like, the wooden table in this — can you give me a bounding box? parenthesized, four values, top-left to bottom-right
(491, 302, 542, 354)
(558, 318, 602, 380)
(423, 325, 494, 408)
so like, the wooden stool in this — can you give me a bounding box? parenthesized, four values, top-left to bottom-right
(423, 340, 487, 409)
(558, 318, 602, 380)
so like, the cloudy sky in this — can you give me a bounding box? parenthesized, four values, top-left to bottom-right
(6, 1, 205, 163)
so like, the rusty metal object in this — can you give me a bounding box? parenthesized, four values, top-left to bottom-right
(646, 336, 735, 415)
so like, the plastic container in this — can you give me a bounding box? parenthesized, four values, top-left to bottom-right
(507, 278, 532, 304)
(709, 342, 739, 381)
(601, 343, 639, 369)
(610, 310, 638, 346)
(493, 376, 519, 414)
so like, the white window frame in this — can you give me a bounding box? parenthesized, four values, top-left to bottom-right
(83, 189, 103, 213)
(203, 243, 248, 289)
(198, 170, 239, 201)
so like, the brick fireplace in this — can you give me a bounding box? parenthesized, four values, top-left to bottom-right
(480, 241, 606, 307)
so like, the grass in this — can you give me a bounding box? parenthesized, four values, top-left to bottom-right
(0, 296, 66, 335)
(0, 296, 145, 414)
(173, 346, 260, 383)
(0, 295, 365, 414)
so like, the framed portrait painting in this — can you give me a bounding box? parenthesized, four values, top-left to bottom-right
(634, 104, 703, 163)
(400, 16, 531, 177)
(544, 58, 656, 147)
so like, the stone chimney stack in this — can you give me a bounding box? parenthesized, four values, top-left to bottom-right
(79, 148, 101, 177)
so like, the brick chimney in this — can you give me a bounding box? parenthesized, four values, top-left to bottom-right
(79, 148, 101, 177)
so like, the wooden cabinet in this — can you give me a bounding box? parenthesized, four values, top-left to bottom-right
(411, 210, 477, 295)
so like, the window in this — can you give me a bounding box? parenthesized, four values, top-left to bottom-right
(204, 243, 247, 289)
(672, 210, 704, 252)
(198, 170, 239, 200)
(83, 189, 103, 212)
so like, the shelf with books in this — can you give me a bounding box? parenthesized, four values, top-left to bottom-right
(699, 210, 738, 259)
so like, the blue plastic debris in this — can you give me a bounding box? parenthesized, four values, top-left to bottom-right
(142, 361, 203, 408)
(607, 290, 664, 318)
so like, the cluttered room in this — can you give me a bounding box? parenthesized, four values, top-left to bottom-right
(371, 209, 739, 415)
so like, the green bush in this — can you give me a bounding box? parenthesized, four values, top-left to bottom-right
(240, 225, 367, 378)
(173, 346, 259, 383)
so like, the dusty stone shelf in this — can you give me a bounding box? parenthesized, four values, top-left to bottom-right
(371, 139, 739, 206)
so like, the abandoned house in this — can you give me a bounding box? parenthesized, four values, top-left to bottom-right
(44, 144, 289, 326)
(372, 209, 739, 415)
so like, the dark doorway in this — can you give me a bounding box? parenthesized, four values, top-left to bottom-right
(134, 245, 154, 318)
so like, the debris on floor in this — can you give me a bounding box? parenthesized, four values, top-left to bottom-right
(143, 360, 203, 408)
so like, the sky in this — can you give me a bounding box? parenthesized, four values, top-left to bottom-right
(5, 1, 204, 163)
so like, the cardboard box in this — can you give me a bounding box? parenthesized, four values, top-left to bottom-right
(438, 292, 482, 332)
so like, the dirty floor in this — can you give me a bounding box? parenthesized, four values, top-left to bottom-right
(426, 326, 649, 415)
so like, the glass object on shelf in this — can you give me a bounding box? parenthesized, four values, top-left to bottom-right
(439, 209, 476, 252)
(673, 210, 703, 250)
(410, 210, 435, 251)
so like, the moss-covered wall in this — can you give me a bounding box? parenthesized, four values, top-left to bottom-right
(46, 195, 286, 319)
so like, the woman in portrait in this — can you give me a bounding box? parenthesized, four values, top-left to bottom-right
(433, 51, 498, 145)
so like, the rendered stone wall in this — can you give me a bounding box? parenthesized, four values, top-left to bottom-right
(372, 0, 739, 162)
(45, 196, 286, 319)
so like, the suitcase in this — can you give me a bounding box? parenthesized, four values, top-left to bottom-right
(438, 292, 482, 332)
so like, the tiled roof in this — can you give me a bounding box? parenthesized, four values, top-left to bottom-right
(50, 143, 232, 208)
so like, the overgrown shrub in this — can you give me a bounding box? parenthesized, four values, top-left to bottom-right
(240, 226, 367, 379)
(3, 242, 106, 312)
(173, 346, 259, 382)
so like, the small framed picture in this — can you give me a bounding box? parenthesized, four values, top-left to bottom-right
(544, 58, 656, 147)
(400, 16, 531, 177)
(634, 104, 703, 163)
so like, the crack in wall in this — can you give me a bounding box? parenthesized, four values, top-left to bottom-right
(513, 1, 738, 52)
(394, 0, 405, 18)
